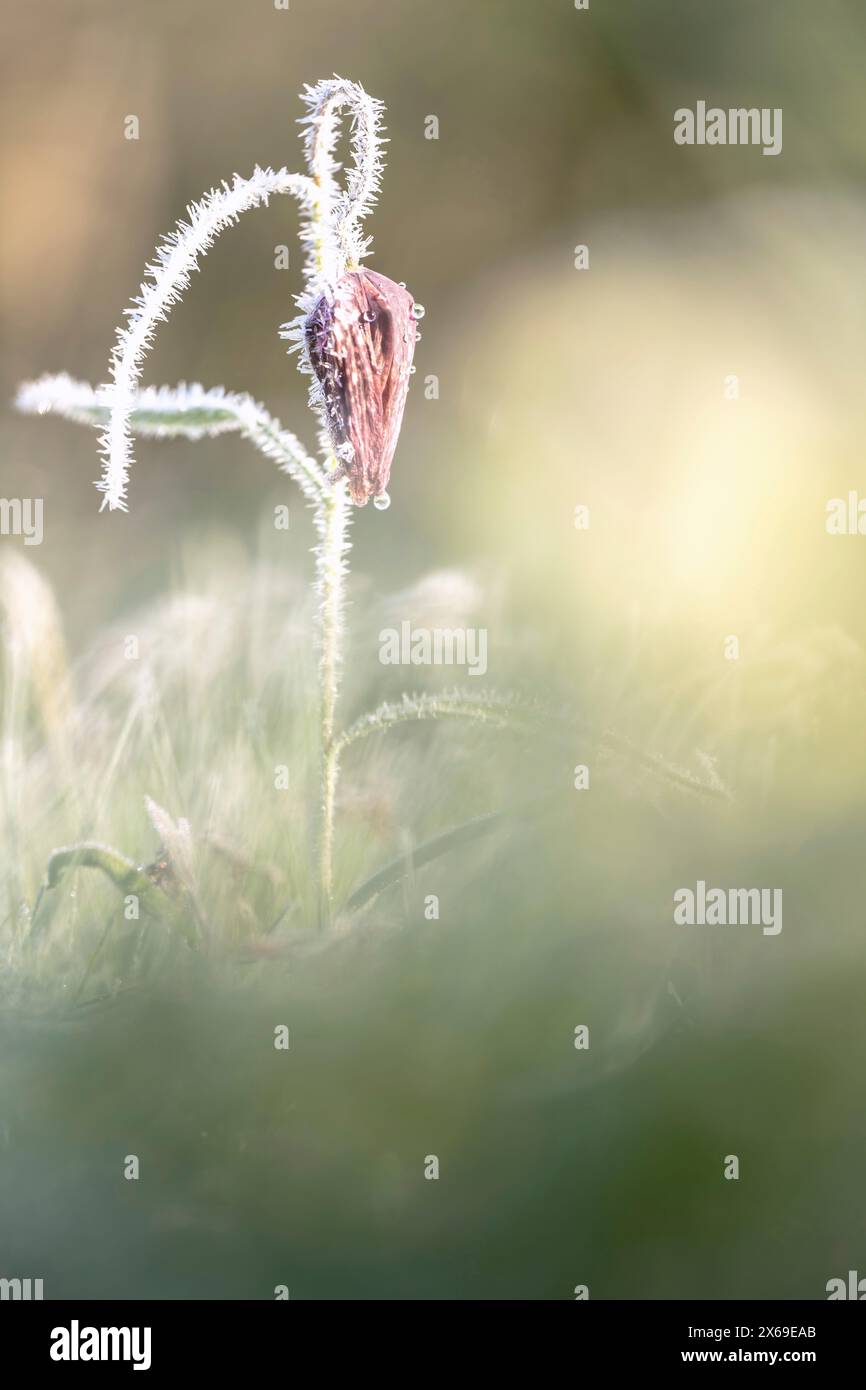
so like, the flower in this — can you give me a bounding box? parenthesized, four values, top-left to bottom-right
(305, 269, 416, 506)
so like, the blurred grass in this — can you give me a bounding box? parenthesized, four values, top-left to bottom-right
(1, 534, 864, 1297)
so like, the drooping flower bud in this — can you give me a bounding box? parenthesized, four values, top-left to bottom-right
(305, 270, 417, 506)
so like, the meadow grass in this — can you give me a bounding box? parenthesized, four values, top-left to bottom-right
(3, 537, 864, 1299)
(0, 534, 722, 1013)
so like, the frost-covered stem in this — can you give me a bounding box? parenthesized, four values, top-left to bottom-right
(17, 375, 326, 505)
(98, 167, 317, 511)
(319, 741, 340, 923)
(314, 475, 351, 921)
(335, 691, 523, 755)
(298, 79, 384, 923)
(300, 77, 385, 281)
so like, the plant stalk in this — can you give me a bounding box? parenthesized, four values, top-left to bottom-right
(315, 475, 349, 925)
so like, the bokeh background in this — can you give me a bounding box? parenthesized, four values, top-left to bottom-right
(2, 0, 866, 1299)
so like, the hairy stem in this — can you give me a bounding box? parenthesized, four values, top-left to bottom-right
(301, 77, 385, 278)
(98, 166, 317, 511)
(335, 690, 524, 756)
(314, 476, 350, 922)
(17, 375, 326, 505)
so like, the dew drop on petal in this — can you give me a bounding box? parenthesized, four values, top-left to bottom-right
(409, 365, 417, 375)
(363, 309, 376, 322)
(412, 303, 426, 320)
(373, 491, 391, 511)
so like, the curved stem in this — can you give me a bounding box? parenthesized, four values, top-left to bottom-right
(300, 77, 386, 279)
(99, 167, 318, 511)
(334, 690, 523, 757)
(17, 375, 326, 506)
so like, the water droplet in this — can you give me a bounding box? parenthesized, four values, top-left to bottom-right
(373, 491, 391, 511)
(398, 281, 406, 289)
(409, 365, 417, 375)
(412, 303, 426, 320)
(415, 333, 422, 342)
(362, 309, 376, 322)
